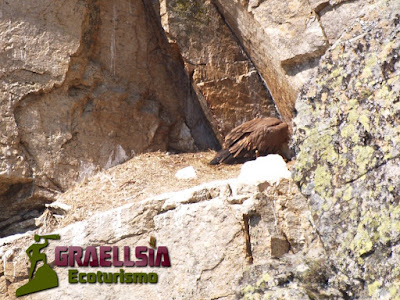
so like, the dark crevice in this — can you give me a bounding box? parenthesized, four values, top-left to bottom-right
(281, 48, 327, 71)
(339, 288, 353, 300)
(343, 154, 400, 185)
(210, 293, 236, 300)
(360, 249, 375, 259)
(42, 176, 64, 193)
(142, 0, 221, 150)
(196, 257, 225, 282)
(312, 1, 330, 13)
(282, 55, 323, 78)
(108, 231, 148, 245)
(243, 214, 253, 264)
(184, 60, 207, 66)
(281, 231, 294, 254)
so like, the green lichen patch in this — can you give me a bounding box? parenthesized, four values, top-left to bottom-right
(353, 145, 376, 175)
(314, 164, 332, 199)
(368, 281, 382, 297)
(351, 223, 373, 257)
(293, 0, 400, 297)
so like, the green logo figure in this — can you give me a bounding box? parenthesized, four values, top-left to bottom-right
(16, 234, 60, 297)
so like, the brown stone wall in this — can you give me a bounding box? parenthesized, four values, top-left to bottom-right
(0, 0, 218, 228)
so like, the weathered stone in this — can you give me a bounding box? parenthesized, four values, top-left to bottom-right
(4, 262, 15, 282)
(0, 176, 316, 299)
(22, 211, 40, 220)
(294, 0, 400, 297)
(1, 219, 36, 238)
(0, 275, 6, 295)
(319, 0, 374, 44)
(159, 0, 278, 140)
(5, 281, 25, 300)
(1, 0, 396, 297)
(270, 236, 290, 258)
(212, 0, 373, 124)
(0, 0, 218, 228)
(45, 201, 71, 215)
(0, 216, 22, 232)
(213, 0, 299, 123)
(308, 0, 329, 11)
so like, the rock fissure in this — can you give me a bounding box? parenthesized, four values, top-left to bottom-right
(343, 154, 400, 185)
(243, 214, 254, 264)
(210, 293, 236, 300)
(197, 257, 225, 282)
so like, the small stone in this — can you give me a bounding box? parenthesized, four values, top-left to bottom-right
(45, 201, 72, 215)
(270, 236, 290, 258)
(175, 166, 197, 180)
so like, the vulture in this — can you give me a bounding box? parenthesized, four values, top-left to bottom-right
(210, 117, 291, 165)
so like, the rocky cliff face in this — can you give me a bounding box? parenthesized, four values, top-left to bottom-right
(0, 0, 219, 233)
(0, 0, 379, 235)
(2, 0, 399, 298)
(212, 0, 373, 123)
(158, 0, 278, 141)
(294, 0, 400, 297)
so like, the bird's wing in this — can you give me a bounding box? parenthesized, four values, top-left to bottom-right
(255, 122, 289, 153)
(223, 118, 281, 148)
(229, 120, 288, 158)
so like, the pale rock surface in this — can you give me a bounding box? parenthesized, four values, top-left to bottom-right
(212, 0, 375, 122)
(175, 166, 197, 180)
(237, 155, 291, 184)
(0, 0, 381, 237)
(0, 176, 322, 299)
(44, 201, 72, 215)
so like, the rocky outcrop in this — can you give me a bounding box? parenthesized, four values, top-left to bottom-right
(0, 172, 322, 299)
(3, 0, 398, 297)
(157, 0, 374, 138)
(212, 0, 373, 123)
(293, 0, 400, 298)
(0, 0, 218, 233)
(158, 0, 278, 141)
(0, 0, 382, 237)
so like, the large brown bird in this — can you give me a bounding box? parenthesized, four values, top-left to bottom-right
(210, 117, 291, 165)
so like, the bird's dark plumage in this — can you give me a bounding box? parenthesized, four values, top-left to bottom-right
(210, 117, 291, 165)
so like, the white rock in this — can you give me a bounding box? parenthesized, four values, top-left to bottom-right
(237, 154, 291, 184)
(0, 232, 29, 248)
(175, 166, 197, 180)
(0, 167, 316, 300)
(45, 201, 72, 215)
